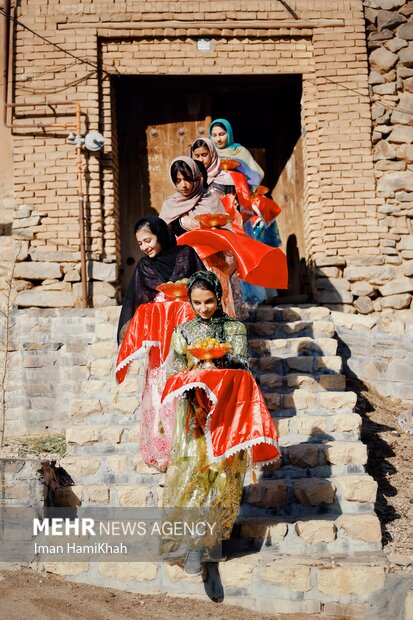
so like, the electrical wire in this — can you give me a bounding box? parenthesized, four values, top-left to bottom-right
(0, 7, 113, 78)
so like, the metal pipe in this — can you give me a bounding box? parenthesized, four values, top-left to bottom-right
(75, 101, 88, 308)
(3, 0, 11, 126)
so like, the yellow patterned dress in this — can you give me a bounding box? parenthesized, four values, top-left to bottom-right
(161, 317, 249, 555)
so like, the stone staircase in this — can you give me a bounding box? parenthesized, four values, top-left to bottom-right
(54, 304, 386, 616)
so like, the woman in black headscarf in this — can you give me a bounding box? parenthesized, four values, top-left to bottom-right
(117, 216, 204, 343)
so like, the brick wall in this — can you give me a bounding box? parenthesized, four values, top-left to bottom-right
(7, 1, 383, 308)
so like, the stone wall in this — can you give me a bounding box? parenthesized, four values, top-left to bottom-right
(313, 1, 413, 314)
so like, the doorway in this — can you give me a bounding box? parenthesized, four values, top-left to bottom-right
(114, 74, 304, 293)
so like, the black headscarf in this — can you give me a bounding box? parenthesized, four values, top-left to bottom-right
(117, 217, 204, 343)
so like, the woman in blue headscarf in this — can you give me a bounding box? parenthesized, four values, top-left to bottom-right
(209, 118, 264, 188)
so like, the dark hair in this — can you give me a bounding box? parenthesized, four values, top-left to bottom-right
(133, 216, 176, 251)
(193, 159, 208, 189)
(170, 160, 194, 185)
(192, 139, 208, 152)
(189, 277, 215, 295)
(210, 122, 227, 133)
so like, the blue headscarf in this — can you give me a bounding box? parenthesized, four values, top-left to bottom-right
(208, 118, 240, 149)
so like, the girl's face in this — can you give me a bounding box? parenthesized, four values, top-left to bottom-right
(192, 145, 212, 169)
(135, 227, 162, 259)
(211, 126, 228, 149)
(175, 170, 194, 197)
(190, 287, 218, 320)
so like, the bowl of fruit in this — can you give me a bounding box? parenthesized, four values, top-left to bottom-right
(220, 158, 241, 171)
(187, 337, 232, 369)
(195, 213, 233, 229)
(156, 279, 188, 300)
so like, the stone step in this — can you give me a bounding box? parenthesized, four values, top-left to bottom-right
(243, 473, 377, 515)
(248, 336, 338, 358)
(273, 411, 362, 440)
(256, 372, 346, 391)
(264, 388, 357, 412)
(249, 354, 343, 375)
(247, 319, 335, 340)
(234, 513, 382, 555)
(255, 305, 331, 323)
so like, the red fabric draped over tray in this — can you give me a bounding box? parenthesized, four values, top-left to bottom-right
(177, 228, 288, 289)
(116, 300, 195, 384)
(161, 368, 280, 465)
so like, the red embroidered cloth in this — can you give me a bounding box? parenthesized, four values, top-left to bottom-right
(116, 300, 195, 384)
(177, 228, 288, 289)
(161, 368, 280, 465)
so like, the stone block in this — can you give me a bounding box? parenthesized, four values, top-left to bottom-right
(81, 380, 106, 395)
(43, 562, 89, 576)
(219, 555, 260, 588)
(317, 565, 385, 596)
(15, 290, 73, 308)
(319, 391, 357, 411)
(87, 486, 110, 504)
(89, 359, 113, 376)
(98, 561, 157, 581)
(100, 426, 125, 444)
(106, 455, 129, 474)
(314, 267, 340, 278)
(259, 373, 283, 388)
(322, 602, 371, 618)
(96, 322, 116, 340)
(319, 374, 346, 390)
(69, 399, 103, 419)
(351, 281, 375, 297)
(264, 393, 281, 410)
(389, 126, 413, 144)
(293, 479, 335, 506)
(405, 591, 413, 620)
(403, 261, 413, 277)
(87, 260, 117, 282)
(132, 455, 156, 475)
(247, 481, 287, 509)
(378, 171, 413, 193)
(274, 417, 290, 436)
(312, 321, 335, 338)
(261, 562, 311, 591)
(370, 47, 398, 73)
(286, 357, 314, 372)
(91, 341, 118, 357)
(116, 486, 152, 507)
(255, 306, 274, 321)
(30, 250, 81, 262)
(295, 519, 337, 544)
(339, 475, 378, 503)
(332, 413, 362, 434)
(314, 257, 346, 268)
(288, 444, 320, 468)
(14, 262, 62, 280)
(336, 514, 382, 543)
(324, 442, 367, 465)
(316, 356, 342, 373)
(284, 390, 317, 410)
(331, 312, 377, 330)
(66, 426, 99, 445)
(287, 374, 318, 390)
(306, 307, 331, 320)
(381, 293, 412, 309)
(165, 563, 204, 583)
(295, 416, 328, 436)
(282, 321, 308, 335)
(379, 277, 413, 296)
(59, 457, 101, 479)
(254, 322, 276, 337)
(354, 296, 375, 315)
(240, 520, 287, 541)
(344, 265, 396, 284)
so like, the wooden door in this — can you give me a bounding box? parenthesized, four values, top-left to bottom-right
(117, 85, 211, 292)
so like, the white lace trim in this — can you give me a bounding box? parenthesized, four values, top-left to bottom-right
(161, 381, 218, 406)
(115, 341, 161, 376)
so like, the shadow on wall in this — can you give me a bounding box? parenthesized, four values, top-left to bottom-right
(337, 336, 400, 547)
